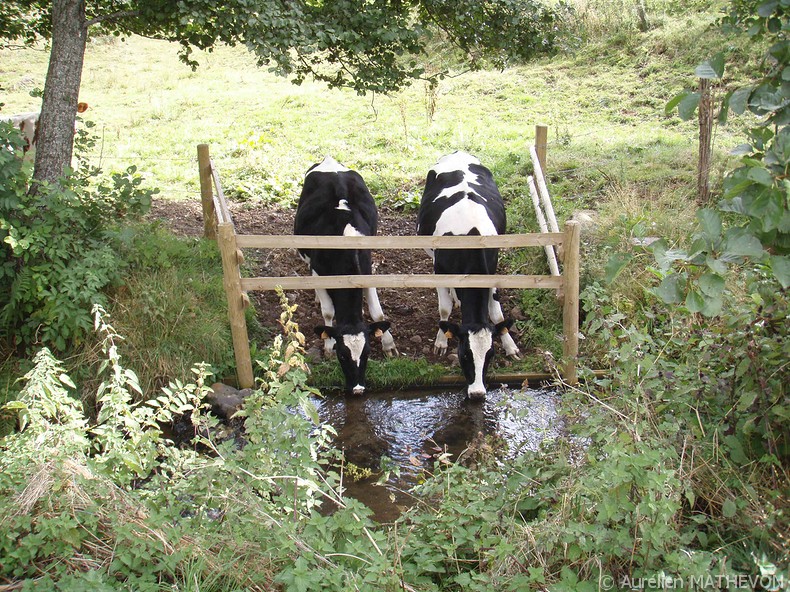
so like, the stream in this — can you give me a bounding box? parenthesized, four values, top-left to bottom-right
(312, 386, 563, 522)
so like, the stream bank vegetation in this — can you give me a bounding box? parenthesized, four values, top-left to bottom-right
(1, 0, 787, 589)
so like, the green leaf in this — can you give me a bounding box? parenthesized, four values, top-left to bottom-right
(728, 87, 752, 115)
(59, 373, 76, 389)
(685, 289, 705, 313)
(705, 255, 728, 275)
(747, 166, 774, 186)
(722, 228, 764, 258)
(730, 143, 753, 156)
(695, 54, 724, 79)
(697, 208, 721, 243)
(770, 255, 790, 288)
(605, 252, 633, 284)
(678, 92, 701, 120)
(757, 0, 779, 17)
(665, 91, 689, 115)
(725, 434, 749, 464)
(698, 272, 724, 297)
(722, 498, 737, 518)
(654, 274, 684, 303)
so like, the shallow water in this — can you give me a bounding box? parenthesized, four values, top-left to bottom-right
(312, 386, 562, 522)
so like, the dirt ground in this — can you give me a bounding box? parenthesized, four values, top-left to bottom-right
(147, 199, 522, 366)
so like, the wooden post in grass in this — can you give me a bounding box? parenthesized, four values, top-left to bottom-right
(197, 144, 217, 240)
(218, 222, 254, 388)
(561, 220, 581, 385)
(535, 124, 548, 173)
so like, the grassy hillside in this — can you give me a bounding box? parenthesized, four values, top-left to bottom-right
(0, 1, 741, 213)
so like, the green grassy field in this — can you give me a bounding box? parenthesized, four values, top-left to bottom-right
(0, 4, 742, 216)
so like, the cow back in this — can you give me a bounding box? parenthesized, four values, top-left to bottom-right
(294, 158, 377, 278)
(417, 151, 505, 277)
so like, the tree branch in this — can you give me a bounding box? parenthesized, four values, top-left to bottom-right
(85, 10, 141, 28)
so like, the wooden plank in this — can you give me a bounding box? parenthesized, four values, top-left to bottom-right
(535, 124, 548, 173)
(561, 221, 581, 386)
(241, 274, 563, 291)
(210, 159, 233, 227)
(530, 145, 560, 234)
(235, 233, 565, 250)
(213, 196, 226, 225)
(528, 176, 560, 276)
(197, 144, 216, 239)
(218, 223, 254, 389)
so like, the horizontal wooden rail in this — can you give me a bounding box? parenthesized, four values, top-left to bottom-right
(235, 233, 564, 249)
(210, 158, 232, 225)
(241, 273, 563, 291)
(198, 131, 581, 390)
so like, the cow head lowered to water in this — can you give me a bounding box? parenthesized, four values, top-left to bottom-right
(417, 151, 520, 400)
(294, 156, 397, 395)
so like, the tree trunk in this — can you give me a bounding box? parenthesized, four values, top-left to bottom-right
(32, 0, 87, 188)
(636, 1, 648, 32)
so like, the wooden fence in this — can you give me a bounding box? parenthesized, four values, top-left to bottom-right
(197, 127, 580, 390)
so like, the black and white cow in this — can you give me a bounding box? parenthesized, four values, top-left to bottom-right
(417, 151, 520, 399)
(294, 156, 397, 395)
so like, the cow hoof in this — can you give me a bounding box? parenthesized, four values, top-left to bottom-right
(507, 350, 522, 359)
(384, 347, 399, 358)
(433, 346, 447, 356)
(467, 391, 486, 402)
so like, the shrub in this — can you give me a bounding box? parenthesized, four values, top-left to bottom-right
(0, 123, 157, 352)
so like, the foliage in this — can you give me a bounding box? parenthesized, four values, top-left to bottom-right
(0, 2, 787, 590)
(102, 224, 241, 397)
(660, 0, 789, 314)
(0, 123, 156, 352)
(1, 1, 571, 95)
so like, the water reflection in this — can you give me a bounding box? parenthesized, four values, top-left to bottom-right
(312, 387, 562, 522)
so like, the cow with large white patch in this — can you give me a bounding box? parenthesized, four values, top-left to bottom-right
(417, 151, 520, 400)
(294, 156, 397, 395)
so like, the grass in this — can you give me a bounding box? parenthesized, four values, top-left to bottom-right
(309, 357, 450, 392)
(2, 2, 787, 589)
(0, 0, 754, 385)
(0, 3, 745, 211)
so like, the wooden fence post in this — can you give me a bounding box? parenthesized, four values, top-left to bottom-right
(535, 124, 548, 173)
(561, 220, 581, 385)
(197, 144, 217, 240)
(218, 222, 254, 388)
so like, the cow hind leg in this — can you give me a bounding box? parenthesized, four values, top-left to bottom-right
(489, 289, 520, 357)
(365, 288, 398, 356)
(434, 287, 454, 355)
(315, 288, 336, 357)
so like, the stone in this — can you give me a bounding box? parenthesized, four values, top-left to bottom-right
(207, 382, 252, 419)
(305, 346, 323, 363)
(570, 210, 598, 232)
